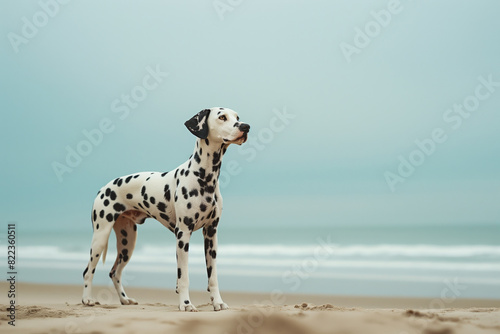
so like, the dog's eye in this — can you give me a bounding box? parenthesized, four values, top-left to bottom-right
(236, 116, 240, 121)
(219, 115, 227, 121)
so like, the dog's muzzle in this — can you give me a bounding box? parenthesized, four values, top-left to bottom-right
(237, 123, 250, 144)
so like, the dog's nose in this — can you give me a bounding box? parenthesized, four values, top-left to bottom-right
(239, 123, 250, 133)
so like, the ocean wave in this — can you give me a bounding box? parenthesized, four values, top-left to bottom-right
(12, 243, 500, 259)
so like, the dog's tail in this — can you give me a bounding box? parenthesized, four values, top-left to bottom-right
(101, 239, 109, 265)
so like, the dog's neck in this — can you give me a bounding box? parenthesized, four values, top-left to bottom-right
(189, 138, 228, 179)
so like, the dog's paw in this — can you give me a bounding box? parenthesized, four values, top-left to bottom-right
(213, 302, 229, 311)
(82, 298, 100, 306)
(179, 302, 198, 312)
(120, 297, 138, 305)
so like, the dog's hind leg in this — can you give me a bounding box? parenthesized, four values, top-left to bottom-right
(109, 211, 143, 305)
(82, 213, 114, 306)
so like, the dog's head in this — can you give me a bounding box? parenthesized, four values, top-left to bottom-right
(185, 108, 250, 145)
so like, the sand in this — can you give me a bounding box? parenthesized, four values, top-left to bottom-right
(1, 283, 499, 334)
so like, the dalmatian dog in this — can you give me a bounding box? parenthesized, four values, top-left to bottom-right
(82, 107, 250, 312)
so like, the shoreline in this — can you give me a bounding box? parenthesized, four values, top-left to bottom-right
(1, 282, 499, 334)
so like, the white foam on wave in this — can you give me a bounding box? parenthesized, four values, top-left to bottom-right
(10, 244, 500, 274)
(15, 243, 500, 258)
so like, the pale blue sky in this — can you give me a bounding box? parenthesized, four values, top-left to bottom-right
(1, 0, 499, 231)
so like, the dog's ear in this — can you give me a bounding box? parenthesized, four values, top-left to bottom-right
(184, 109, 211, 139)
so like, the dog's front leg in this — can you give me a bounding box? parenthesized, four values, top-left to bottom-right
(203, 219, 228, 311)
(175, 219, 197, 312)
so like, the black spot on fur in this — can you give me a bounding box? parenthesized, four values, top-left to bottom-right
(177, 231, 183, 239)
(157, 202, 167, 212)
(106, 213, 113, 222)
(134, 224, 137, 231)
(114, 213, 120, 221)
(117, 178, 123, 187)
(141, 186, 146, 196)
(164, 184, 171, 201)
(110, 191, 117, 201)
(194, 152, 201, 164)
(83, 266, 89, 278)
(121, 229, 127, 237)
(184, 243, 189, 252)
(159, 213, 170, 221)
(184, 300, 189, 304)
(113, 203, 126, 212)
(187, 203, 191, 209)
(93, 210, 97, 221)
(178, 268, 182, 279)
(105, 188, 111, 196)
(175, 169, 179, 178)
(213, 151, 221, 165)
(161, 172, 168, 177)
(122, 292, 126, 297)
(206, 225, 216, 238)
(207, 266, 212, 278)
(99, 210, 104, 218)
(125, 175, 133, 183)
(199, 168, 206, 179)
(189, 189, 199, 197)
(178, 240, 184, 249)
(92, 268, 95, 274)
(200, 203, 207, 212)
(126, 193, 133, 199)
(104, 199, 110, 206)
(143, 201, 150, 208)
(96, 224, 99, 230)
(150, 196, 156, 204)
(204, 238, 210, 253)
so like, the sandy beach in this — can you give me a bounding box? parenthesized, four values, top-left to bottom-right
(1, 282, 499, 334)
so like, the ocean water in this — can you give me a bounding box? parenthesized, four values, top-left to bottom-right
(4, 223, 500, 300)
